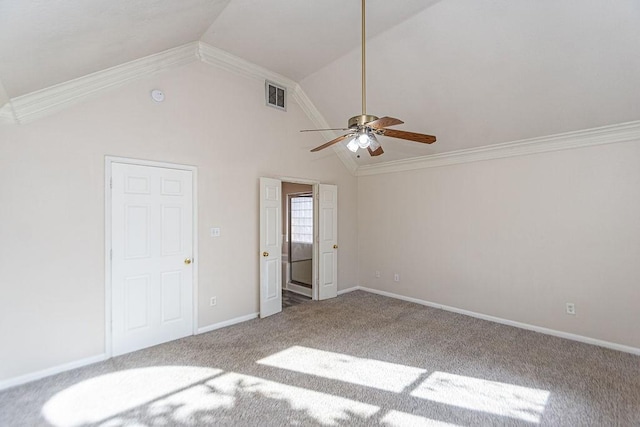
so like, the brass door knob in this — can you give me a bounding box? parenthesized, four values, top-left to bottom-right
(333, 245, 338, 249)
(184, 258, 192, 265)
(263, 252, 269, 257)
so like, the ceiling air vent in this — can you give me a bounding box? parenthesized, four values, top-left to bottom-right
(265, 81, 286, 111)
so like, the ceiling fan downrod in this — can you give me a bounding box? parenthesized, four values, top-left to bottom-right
(349, 0, 378, 129)
(361, 0, 366, 117)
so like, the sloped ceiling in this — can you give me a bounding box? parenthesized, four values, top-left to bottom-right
(1, 0, 639, 165)
(201, 0, 442, 82)
(0, 0, 231, 97)
(300, 0, 640, 164)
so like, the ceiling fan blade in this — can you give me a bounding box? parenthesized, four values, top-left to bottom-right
(366, 116, 404, 129)
(300, 128, 350, 132)
(310, 134, 351, 152)
(367, 146, 384, 156)
(381, 128, 437, 144)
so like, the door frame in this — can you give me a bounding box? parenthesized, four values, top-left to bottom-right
(104, 156, 199, 358)
(279, 177, 320, 301)
(285, 190, 313, 297)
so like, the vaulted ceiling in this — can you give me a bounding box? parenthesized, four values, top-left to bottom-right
(1, 0, 639, 165)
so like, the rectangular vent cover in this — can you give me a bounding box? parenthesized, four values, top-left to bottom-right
(265, 81, 286, 111)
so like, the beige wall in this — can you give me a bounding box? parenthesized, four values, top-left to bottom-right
(358, 140, 640, 349)
(0, 61, 358, 381)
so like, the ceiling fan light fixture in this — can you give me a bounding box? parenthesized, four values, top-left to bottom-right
(357, 131, 371, 149)
(346, 136, 359, 152)
(368, 133, 380, 151)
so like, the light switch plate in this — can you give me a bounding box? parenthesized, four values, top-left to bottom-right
(210, 227, 221, 237)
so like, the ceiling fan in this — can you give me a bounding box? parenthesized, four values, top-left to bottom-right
(302, 0, 436, 156)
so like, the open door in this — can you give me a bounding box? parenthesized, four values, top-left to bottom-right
(317, 184, 338, 300)
(259, 177, 282, 317)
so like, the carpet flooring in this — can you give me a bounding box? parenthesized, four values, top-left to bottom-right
(282, 289, 311, 308)
(1, 291, 639, 426)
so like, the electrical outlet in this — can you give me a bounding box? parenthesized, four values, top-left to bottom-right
(566, 302, 575, 315)
(394, 273, 400, 282)
(210, 297, 217, 307)
(210, 227, 221, 237)
(375, 271, 381, 278)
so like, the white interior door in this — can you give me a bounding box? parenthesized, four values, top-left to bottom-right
(259, 177, 282, 317)
(318, 184, 338, 300)
(111, 163, 194, 356)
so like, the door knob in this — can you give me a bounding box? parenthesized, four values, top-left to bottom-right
(184, 258, 192, 265)
(263, 252, 269, 257)
(333, 245, 338, 249)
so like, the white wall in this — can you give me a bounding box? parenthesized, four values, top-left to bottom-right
(0, 61, 358, 381)
(358, 140, 640, 349)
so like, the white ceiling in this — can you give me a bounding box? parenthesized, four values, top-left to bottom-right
(1, 0, 639, 165)
(0, 0, 231, 97)
(201, 0, 442, 82)
(301, 0, 640, 164)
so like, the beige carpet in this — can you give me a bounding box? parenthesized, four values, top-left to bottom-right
(1, 291, 639, 426)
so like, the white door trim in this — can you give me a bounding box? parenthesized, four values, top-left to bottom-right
(279, 177, 320, 301)
(104, 156, 198, 358)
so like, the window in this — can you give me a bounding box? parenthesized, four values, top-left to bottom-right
(290, 196, 313, 244)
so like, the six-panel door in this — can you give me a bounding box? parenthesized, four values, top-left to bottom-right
(111, 163, 194, 356)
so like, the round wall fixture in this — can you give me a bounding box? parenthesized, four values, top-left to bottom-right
(150, 89, 165, 102)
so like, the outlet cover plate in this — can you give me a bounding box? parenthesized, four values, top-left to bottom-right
(566, 303, 575, 315)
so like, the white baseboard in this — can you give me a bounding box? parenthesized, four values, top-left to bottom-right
(337, 286, 361, 295)
(0, 353, 108, 392)
(357, 286, 640, 356)
(1, 312, 259, 391)
(197, 312, 259, 335)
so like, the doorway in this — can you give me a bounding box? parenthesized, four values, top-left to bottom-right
(282, 182, 313, 308)
(259, 178, 338, 318)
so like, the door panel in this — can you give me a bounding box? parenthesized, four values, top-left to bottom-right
(318, 184, 338, 300)
(161, 206, 183, 255)
(125, 275, 150, 331)
(260, 177, 282, 317)
(112, 163, 194, 356)
(161, 271, 183, 322)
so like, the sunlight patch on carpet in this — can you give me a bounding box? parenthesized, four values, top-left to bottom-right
(41, 366, 380, 426)
(41, 366, 223, 426)
(257, 346, 427, 392)
(204, 372, 380, 425)
(381, 410, 461, 426)
(410, 372, 550, 423)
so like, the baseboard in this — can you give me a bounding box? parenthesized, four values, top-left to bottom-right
(197, 312, 259, 335)
(357, 286, 640, 356)
(337, 286, 361, 295)
(0, 353, 108, 391)
(1, 312, 257, 391)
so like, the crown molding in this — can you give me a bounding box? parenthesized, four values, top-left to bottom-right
(2, 40, 356, 174)
(0, 102, 16, 124)
(290, 85, 358, 175)
(198, 42, 296, 91)
(198, 42, 357, 175)
(7, 43, 199, 124)
(357, 120, 640, 177)
(7, 39, 630, 177)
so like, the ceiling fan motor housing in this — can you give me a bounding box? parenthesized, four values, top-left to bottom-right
(349, 114, 379, 129)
